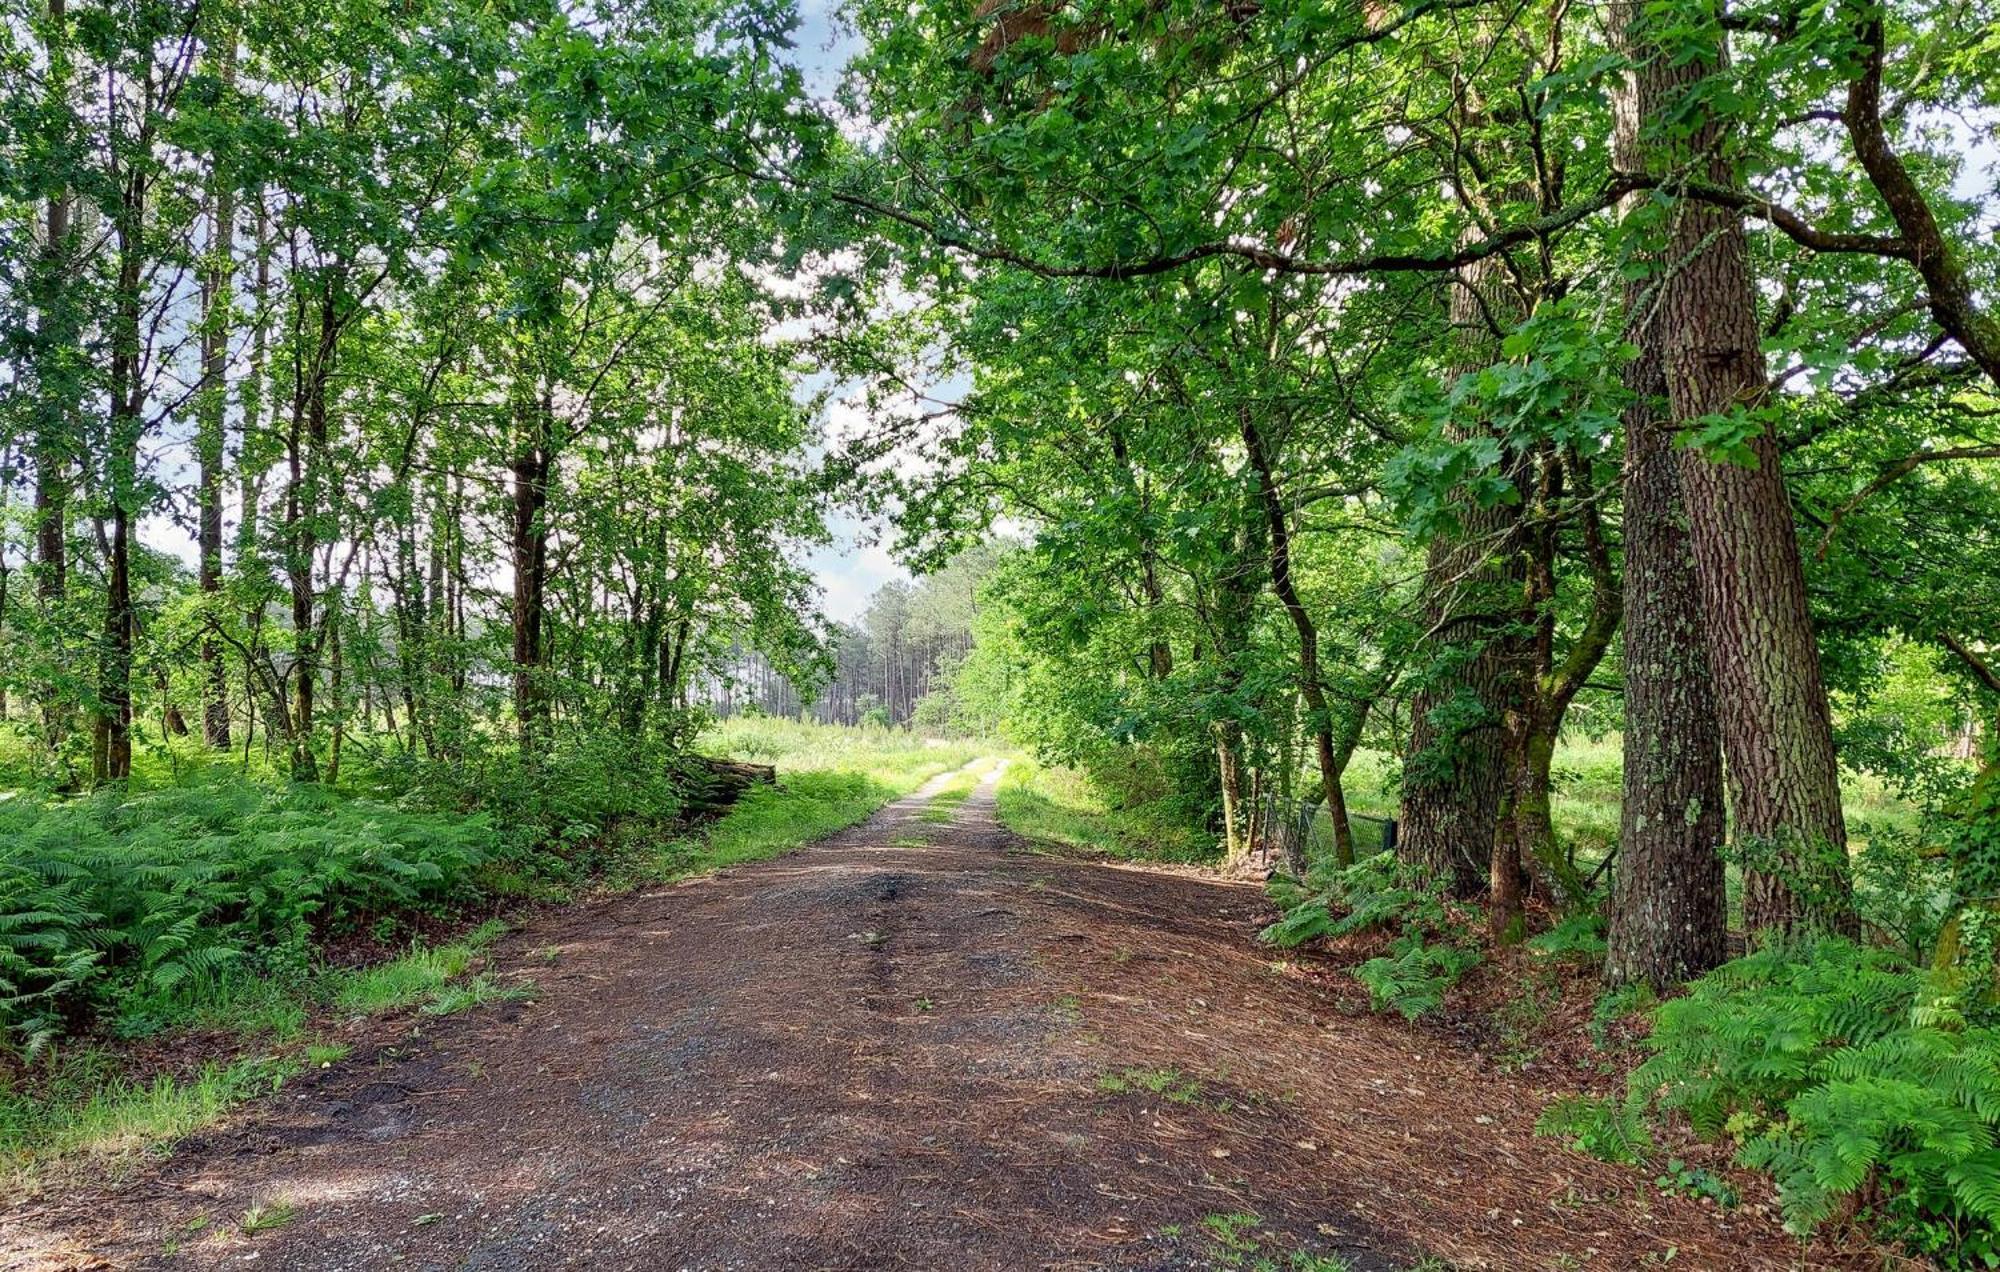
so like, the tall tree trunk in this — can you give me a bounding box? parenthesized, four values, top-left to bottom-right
(1399, 253, 1524, 898)
(510, 383, 552, 754)
(197, 69, 236, 749)
(283, 282, 341, 781)
(1603, 0, 1729, 986)
(33, 0, 74, 771)
(98, 199, 146, 784)
(1651, 26, 1855, 937)
(1241, 408, 1351, 869)
(1216, 722, 1247, 863)
(327, 608, 344, 784)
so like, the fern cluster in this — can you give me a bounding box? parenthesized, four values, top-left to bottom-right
(1261, 852, 1478, 1020)
(1526, 912, 1608, 963)
(0, 777, 495, 1056)
(361, 729, 686, 864)
(1535, 1093, 1653, 1166)
(1635, 937, 2000, 1265)
(1260, 851, 1451, 949)
(1355, 932, 1482, 1021)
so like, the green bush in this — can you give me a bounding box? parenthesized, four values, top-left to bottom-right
(368, 730, 685, 867)
(1634, 938, 2000, 1263)
(0, 777, 494, 1054)
(1355, 932, 1481, 1020)
(1260, 851, 1450, 948)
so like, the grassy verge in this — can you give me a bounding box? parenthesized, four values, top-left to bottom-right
(626, 720, 986, 878)
(995, 759, 1209, 863)
(0, 920, 518, 1197)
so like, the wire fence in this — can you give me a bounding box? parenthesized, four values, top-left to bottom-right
(1245, 791, 1397, 875)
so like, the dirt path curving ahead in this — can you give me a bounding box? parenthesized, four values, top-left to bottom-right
(8, 762, 1850, 1271)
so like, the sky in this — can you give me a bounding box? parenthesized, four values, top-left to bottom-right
(786, 1, 914, 624)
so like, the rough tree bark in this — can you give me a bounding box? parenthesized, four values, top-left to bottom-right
(1399, 253, 1526, 898)
(1603, 0, 1729, 985)
(1654, 28, 1856, 937)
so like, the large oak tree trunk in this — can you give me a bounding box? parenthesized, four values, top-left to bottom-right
(1603, 1, 1729, 985)
(1399, 254, 1524, 898)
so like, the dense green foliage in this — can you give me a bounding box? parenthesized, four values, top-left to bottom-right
(1638, 940, 2000, 1262)
(0, 776, 493, 1054)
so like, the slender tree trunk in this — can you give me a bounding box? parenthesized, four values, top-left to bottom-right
(327, 609, 343, 784)
(283, 282, 341, 781)
(33, 0, 74, 771)
(1242, 408, 1351, 869)
(1216, 723, 1247, 863)
(1603, 0, 1729, 985)
(510, 383, 552, 754)
(197, 71, 236, 749)
(98, 201, 146, 785)
(1651, 27, 1856, 937)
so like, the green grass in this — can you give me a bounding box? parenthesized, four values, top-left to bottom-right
(329, 921, 517, 1016)
(626, 720, 988, 878)
(0, 1051, 299, 1195)
(705, 716, 983, 783)
(995, 760, 1209, 863)
(919, 759, 991, 823)
(1166, 1209, 1356, 1271)
(1, 921, 519, 1197)
(238, 1199, 297, 1234)
(1097, 1065, 1206, 1105)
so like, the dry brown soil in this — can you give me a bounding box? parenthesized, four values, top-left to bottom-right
(4, 763, 1865, 1271)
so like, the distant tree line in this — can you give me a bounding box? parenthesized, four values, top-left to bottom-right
(697, 546, 1003, 730)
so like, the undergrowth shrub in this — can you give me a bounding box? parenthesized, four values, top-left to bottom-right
(1260, 851, 1450, 948)
(1634, 937, 2000, 1265)
(366, 730, 685, 871)
(1262, 852, 1477, 1019)
(0, 777, 494, 1055)
(1355, 932, 1482, 1021)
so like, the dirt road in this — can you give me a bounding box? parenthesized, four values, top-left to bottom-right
(6, 763, 1840, 1270)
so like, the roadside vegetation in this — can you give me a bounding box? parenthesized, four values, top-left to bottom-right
(0, 719, 980, 1195)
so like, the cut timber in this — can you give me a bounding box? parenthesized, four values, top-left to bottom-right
(682, 756, 777, 814)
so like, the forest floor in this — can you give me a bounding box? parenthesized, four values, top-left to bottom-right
(3, 762, 1871, 1271)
